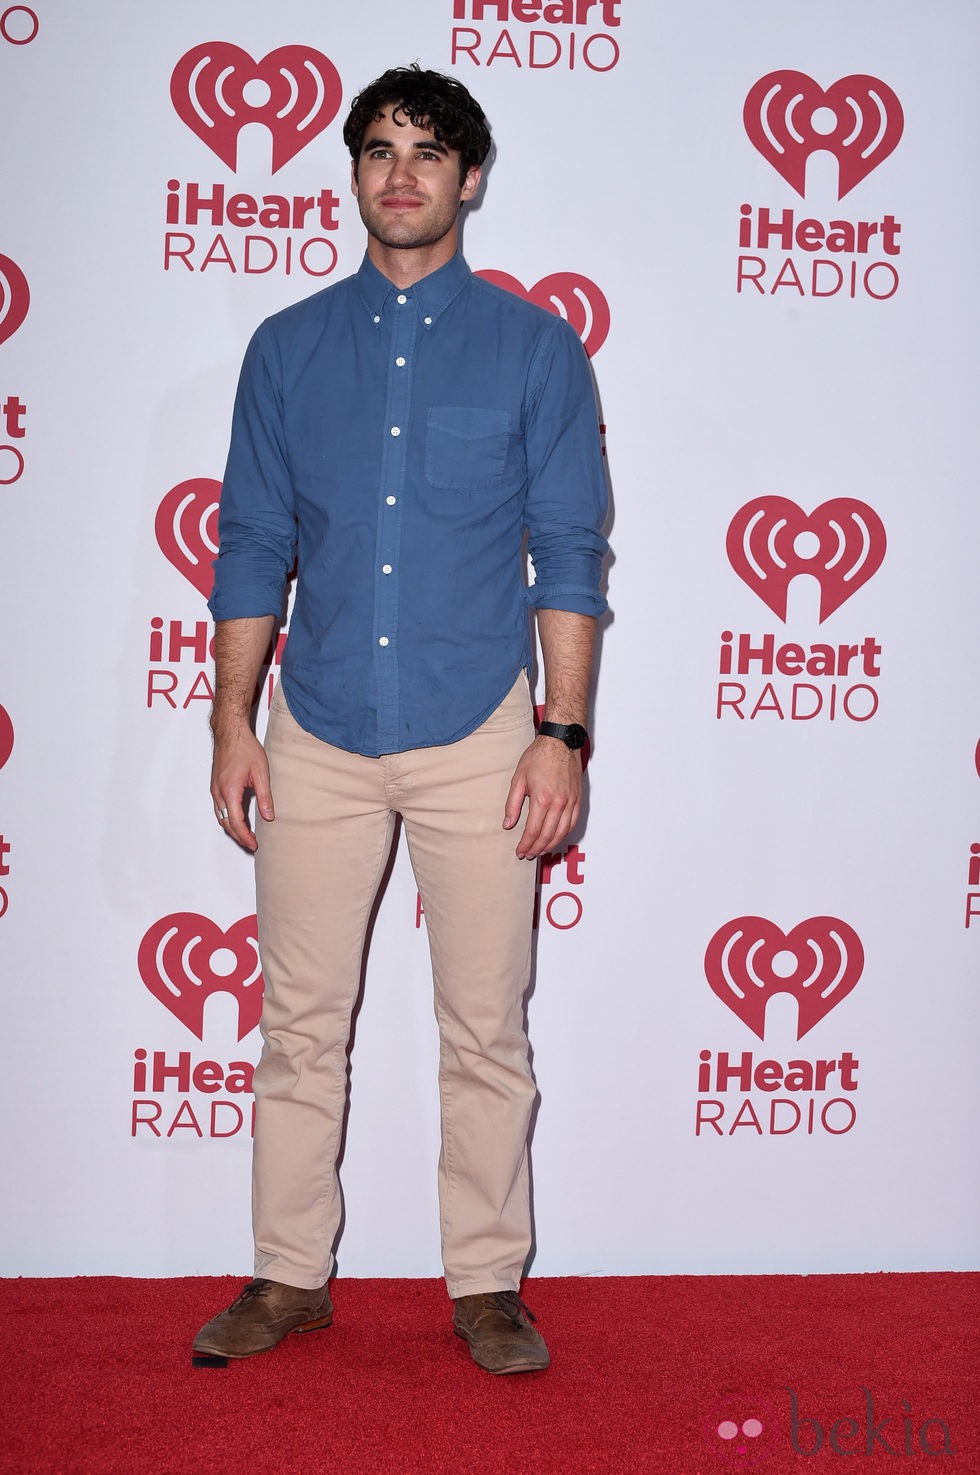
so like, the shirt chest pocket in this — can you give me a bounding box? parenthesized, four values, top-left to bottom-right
(425, 406, 514, 491)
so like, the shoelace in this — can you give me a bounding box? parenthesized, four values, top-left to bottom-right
(233, 1279, 274, 1307)
(483, 1290, 537, 1326)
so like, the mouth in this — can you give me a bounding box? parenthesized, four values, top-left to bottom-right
(380, 195, 425, 211)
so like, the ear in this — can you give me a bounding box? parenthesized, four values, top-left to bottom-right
(460, 164, 481, 203)
(350, 158, 360, 198)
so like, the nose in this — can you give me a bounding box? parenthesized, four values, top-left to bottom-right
(385, 152, 417, 189)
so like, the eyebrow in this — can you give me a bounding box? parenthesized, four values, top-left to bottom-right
(361, 135, 449, 156)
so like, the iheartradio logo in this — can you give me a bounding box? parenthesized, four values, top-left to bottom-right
(155, 478, 220, 600)
(0, 254, 30, 347)
(744, 71, 903, 200)
(0, 703, 13, 769)
(727, 497, 886, 624)
(476, 270, 610, 357)
(705, 916, 863, 1041)
(171, 43, 342, 173)
(138, 913, 263, 1041)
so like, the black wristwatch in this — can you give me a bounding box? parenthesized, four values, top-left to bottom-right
(537, 721, 589, 751)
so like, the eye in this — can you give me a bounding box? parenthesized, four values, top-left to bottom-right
(742, 1419, 763, 1438)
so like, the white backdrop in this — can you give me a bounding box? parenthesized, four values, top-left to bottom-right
(1, 0, 978, 1278)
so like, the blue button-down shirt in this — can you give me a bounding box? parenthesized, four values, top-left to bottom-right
(209, 253, 608, 756)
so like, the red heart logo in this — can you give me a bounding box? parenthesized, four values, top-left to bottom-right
(476, 270, 610, 357)
(155, 478, 221, 601)
(0, 704, 13, 770)
(138, 913, 264, 1041)
(727, 496, 886, 624)
(705, 916, 863, 1041)
(0, 254, 30, 347)
(744, 71, 904, 200)
(171, 42, 343, 173)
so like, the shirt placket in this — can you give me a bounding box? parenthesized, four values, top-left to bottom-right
(373, 290, 418, 753)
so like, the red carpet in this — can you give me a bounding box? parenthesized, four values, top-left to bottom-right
(2, 1274, 977, 1473)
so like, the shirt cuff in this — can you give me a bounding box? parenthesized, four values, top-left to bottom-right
(528, 581, 608, 618)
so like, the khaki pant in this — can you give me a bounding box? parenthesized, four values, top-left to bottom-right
(252, 674, 538, 1298)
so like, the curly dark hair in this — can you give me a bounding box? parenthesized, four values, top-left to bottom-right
(343, 65, 492, 182)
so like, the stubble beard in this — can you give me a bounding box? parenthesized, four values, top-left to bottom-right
(358, 196, 460, 253)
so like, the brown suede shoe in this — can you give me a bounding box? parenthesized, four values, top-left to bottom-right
(453, 1290, 551, 1374)
(192, 1278, 333, 1360)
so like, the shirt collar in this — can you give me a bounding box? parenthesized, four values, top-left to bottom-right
(355, 252, 471, 329)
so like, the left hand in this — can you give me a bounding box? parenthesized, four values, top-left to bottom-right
(503, 735, 583, 859)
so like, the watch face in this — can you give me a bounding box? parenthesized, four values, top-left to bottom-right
(538, 721, 589, 750)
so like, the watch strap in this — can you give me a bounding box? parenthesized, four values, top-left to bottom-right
(537, 721, 589, 751)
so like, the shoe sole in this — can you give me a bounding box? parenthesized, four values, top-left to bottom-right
(192, 1311, 333, 1365)
(294, 1312, 334, 1334)
(453, 1326, 550, 1375)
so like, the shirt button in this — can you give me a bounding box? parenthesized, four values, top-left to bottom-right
(396, 294, 407, 305)
(395, 356, 406, 367)
(378, 636, 389, 647)
(390, 426, 400, 436)
(373, 315, 380, 324)
(386, 496, 396, 505)
(382, 564, 392, 574)
(423, 316, 432, 325)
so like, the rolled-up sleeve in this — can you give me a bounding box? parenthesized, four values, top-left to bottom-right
(523, 316, 609, 618)
(208, 321, 297, 622)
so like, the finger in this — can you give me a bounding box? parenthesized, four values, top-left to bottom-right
(248, 751, 275, 823)
(225, 794, 257, 852)
(502, 770, 528, 831)
(518, 793, 580, 859)
(213, 782, 257, 852)
(545, 800, 580, 855)
(210, 786, 231, 831)
(516, 796, 561, 859)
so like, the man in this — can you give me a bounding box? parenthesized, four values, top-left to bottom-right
(194, 65, 608, 1375)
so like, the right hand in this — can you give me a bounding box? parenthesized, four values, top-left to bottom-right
(210, 726, 274, 852)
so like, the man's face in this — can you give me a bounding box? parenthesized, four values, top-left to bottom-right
(351, 106, 480, 253)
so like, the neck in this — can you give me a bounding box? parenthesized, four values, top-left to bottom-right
(365, 233, 459, 290)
